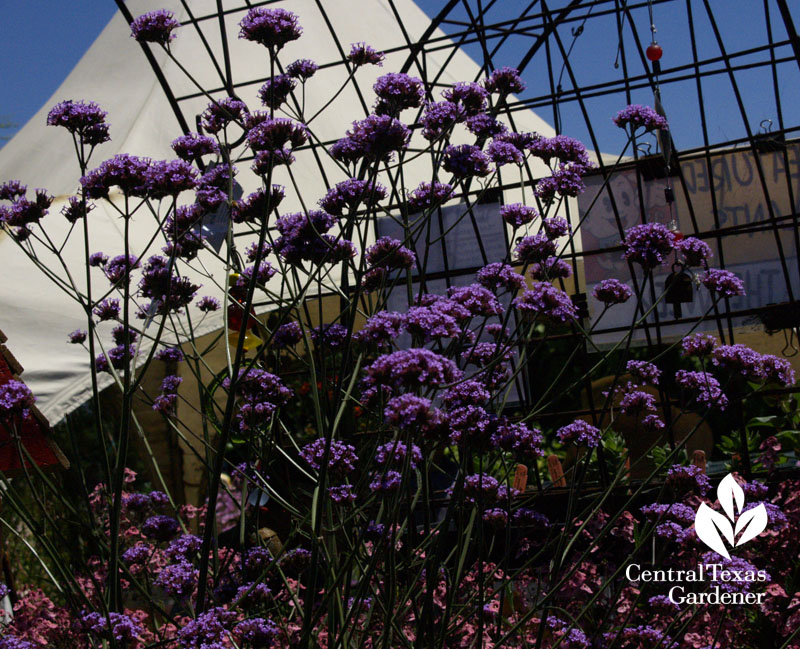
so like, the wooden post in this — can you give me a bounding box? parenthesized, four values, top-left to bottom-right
(692, 449, 707, 473)
(512, 464, 528, 492)
(547, 455, 567, 487)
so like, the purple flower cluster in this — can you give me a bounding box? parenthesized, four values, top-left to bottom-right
(121, 544, 150, 565)
(171, 132, 218, 161)
(145, 159, 198, 200)
(47, 100, 110, 146)
(442, 82, 489, 115)
(273, 321, 303, 348)
(676, 236, 712, 266)
(675, 370, 728, 410)
(442, 144, 491, 178)
(556, 419, 602, 448)
(141, 515, 180, 542)
(247, 120, 307, 171)
(640, 502, 696, 524)
(484, 67, 525, 95)
(375, 440, 423, 468)
(500, 203, 537, 227)
(406, 304, 461, 342)
(529, 134, 591, 167)
(200, 97, 248, 134)
(223, 368, 292, 427)
(618, 390, 658, 416)
(300, 438, 358, 474)
(354, 311, 405, 347)
(476, 262, 525, 292)
(88, 251, 108, 267)
(80, 154, 150, 199)
(407, 181, 453, 212)
(487, 140, 523, 166)
(234, 618, 279, 647)
(237, 261, 277, 289)
(332, 114, 410, 164)
(93, 298, 120, 321)
(273, 210, 353, 266)
(626, 360, 661, 385)
(491, 419, 544, 459)
(447, 284, 503, 317)
(81, 611, 142, 643)
(311, 323, 349, 349)
(604, 626, 673, 648)
(515, 233, 557, 264)
(61, 196, 93, 223)
(622, 222, 675, 269)
(139, 255, 200, 315)
(68, 329, 87, 344)
(287, 58, 318, 80)
(161, 204, 206, 259)
(543, 216, 570, 239)
(0, 180, 26, 201)
(761, 354, 796, 386)
(530, 258, 572, 280)
(680, 332, 717, 357)
(155, 346, 184, 363)
(328, 484, 356, 503)
(613, 104, 668, 132)
(710, 344, 796, 386)
(94, 342, 136, 373)
(103, 254, 140, 286)
(320, 178, 386, 216)
(366, 236, 415, 270)
(362, 348, 462, 400)
(592, 278, 633, 305)
(666, 463, 711, 496)
(421, 101, 465, 140)
(165, 534, 201, 561)
(0, 380, 35, 420)
(152, 374, 182, 414)
(466, 113, 506, 138)
(348, 42, 385, 67)
(197, 296, 220, 312)
(232, 186, 285, 223)
(513, 282, 577, 323)
(130, 10, 180, 46)
(383, 394, 441, 432)
(258, 74, 296, 111)
(534, 162, 586, 202)
(701, 268, 746, 298)
(373, 73, 425, 114)
(179, 607, 237, 649)
(0, 188, 53, 230)
(154, 561, 197, 599)
(238, 7, 302, 50)
(369, 471, 402, 492)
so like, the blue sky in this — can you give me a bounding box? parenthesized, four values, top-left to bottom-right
(2, 1, 799, 155)
(0, 2, 117, 143)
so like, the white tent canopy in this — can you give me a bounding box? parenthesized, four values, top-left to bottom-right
(0, 0, 557, 424)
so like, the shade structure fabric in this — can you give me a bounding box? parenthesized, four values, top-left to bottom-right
(0, 0, 557, 424)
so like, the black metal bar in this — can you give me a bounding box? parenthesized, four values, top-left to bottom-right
(113, 0, 192, 136)
(776, 0, 800, 73)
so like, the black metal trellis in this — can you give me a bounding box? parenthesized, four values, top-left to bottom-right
(118, 0, 800, 482)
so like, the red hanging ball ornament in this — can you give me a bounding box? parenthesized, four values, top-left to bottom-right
(646, 42, 663, 62)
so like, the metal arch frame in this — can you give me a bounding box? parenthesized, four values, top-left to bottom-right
(115, 0, 800, 482)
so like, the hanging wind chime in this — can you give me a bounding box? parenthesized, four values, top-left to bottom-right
(644, 8, 695, 318)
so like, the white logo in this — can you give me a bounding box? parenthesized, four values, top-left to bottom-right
(694, 473, 768, 559)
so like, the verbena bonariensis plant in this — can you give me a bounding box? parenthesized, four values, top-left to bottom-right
(0, 7, 799, 649)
